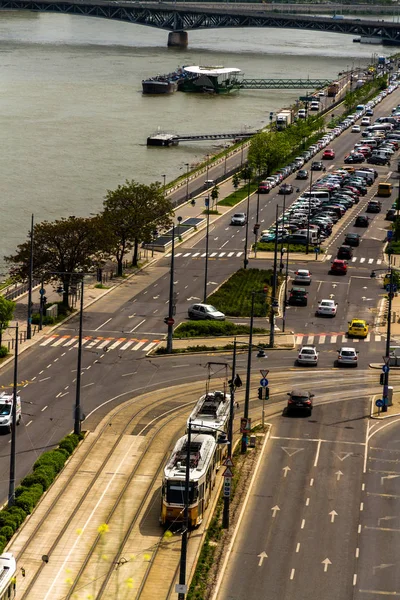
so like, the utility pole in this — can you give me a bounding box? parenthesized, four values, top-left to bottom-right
(74, 278, 84, 435)
(27, 214, 34, 340)
(166, 224, 175, 353)
(269, 205, 279, 348)
(8, 324, 19, 506)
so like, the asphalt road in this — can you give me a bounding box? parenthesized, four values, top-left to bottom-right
(0, 80, 398, 594)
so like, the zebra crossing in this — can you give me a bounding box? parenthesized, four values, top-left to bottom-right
(295, 332, 384, 346)
(40, 334, 161, 353)
(165, 251, 244, 259)
(325, 255, 383, 266)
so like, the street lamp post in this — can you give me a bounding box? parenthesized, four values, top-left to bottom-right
(280, 192, 287, 274)
(269, 205, 279, 348)
(27, 214, 34, 340)
(254, 169, 261, 259)
(74, 278, 84, 435)
(203, 197, 210, 303)
(242, 292, 256, 453)
(8, 324, 19, 506)
(282, 241, 290, 333)
(177, 418, 192, 600)
(162, 174, 166, 195)
(383, 268, 394, 413)
(166, 223, 176, 354)
(243, 174, 251, 269)
(185, 163, 190, 202)
(306, 168, 314, 255)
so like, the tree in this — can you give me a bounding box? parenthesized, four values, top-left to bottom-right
(248, 131, 290, 178)
(0, 297, 15, 348)
(4, 217, 104, 306)
(101, 180, 173, 274)
(232, 173, 241, 190)
(210, 185, 219, 209)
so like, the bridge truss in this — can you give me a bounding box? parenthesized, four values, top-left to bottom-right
(1, 1, 400, 43)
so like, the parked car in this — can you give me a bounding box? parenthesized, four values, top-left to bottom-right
(296, 346, 319, 366)
(231, 213, 247, 226)
(386, 208, 397, 221)
(344, 153, 365, 164)
(286, 389, 314, 416)
(337, 347, 358, 367)
(188, 303, 225, 321)
(258, 181, 271, 194)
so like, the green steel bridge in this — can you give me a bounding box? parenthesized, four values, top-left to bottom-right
(239, 79, 332, 89)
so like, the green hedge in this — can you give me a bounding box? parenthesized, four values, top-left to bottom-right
(255, 242, 325, 254)
(0, 431, 84, 550)
(173, 320, 267, 338)
(0, 346, 8, 359)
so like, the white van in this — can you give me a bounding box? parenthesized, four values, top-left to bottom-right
(354, 170, 374, 184)
(303, 190, 330, 201)
(296, 229, 319, 244)
(0, 392, 21, 432)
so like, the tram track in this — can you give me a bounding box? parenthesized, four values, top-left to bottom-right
(11, 371, 381, 599)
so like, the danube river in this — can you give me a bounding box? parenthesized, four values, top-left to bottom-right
(0, 10, 393, 272)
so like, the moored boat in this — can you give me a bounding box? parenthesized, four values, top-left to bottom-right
(179, 66, 242, 94)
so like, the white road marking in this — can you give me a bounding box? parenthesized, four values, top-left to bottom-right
(301, 519, 305, 529)
(183, 253, 191, 257)
(290, 568, 295, 580)
(360, 258, 366, 263)
(26, 420, 32, 427)
(143, 342, 157, 352)
(306, 498, 310, 506)
(52, 337, 68, 347)
(107, 340, 124, 350)
(120, 341, 134, 351)
(95, 317, 112, 331)
(353, 574, 357, 586)
(296, 543, 300, 553)
(368, 258, 374, 264)
(41, 406, 47, 412)
(227, 252, 234, 257)
(132, 341, 146, 351)
(314, 440, 322, 467)
(63, 338, 76, 347)
(40, 337, 55, 346)
(330, 335, 337, 343)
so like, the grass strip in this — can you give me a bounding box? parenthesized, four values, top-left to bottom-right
(173, 320, 267, 339)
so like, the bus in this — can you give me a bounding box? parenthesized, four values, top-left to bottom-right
(160, 434, 218, 528)
(327, 81, 340, 97)
(0, 553, 16, 600)
(187, 390, 230, 470)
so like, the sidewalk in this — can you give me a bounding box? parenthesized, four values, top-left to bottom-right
(370, 390, 400, 419)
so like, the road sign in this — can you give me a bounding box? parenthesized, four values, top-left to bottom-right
(39, 288, 46, 296)
(260, 378, 269, 387)
(260, 369, 269, 378)
(314, 247, 320, 253)
(376, 399, 384, 408)
(383, 355, 390, 366)
(382, 364, 390, 374)
(224, 457, 234, 468)
(387, 230, 394, 241)
(166, 317, 175, 326)
(223, 467, 234, 478)
(386, 283, 398, 293)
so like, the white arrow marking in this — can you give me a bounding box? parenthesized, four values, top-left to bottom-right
(373, 564, 394, 575)
(128, 314, 136, 319)
(174, 280, 179, 285)
(335, 471, 343, 481)
(332, 452, 353, 461)
(187, 297, 200, 301)
(329, 294, 335, 299)
(153, 295, 159, 300)
(332, 284, 337, 288)
(282, 447, 304, 457)
(258, 551, 268, 566)
(208, 281, 218, 285)
(282, 466, 291, 478)
(329, 510, 338, 523)
(378, 516, 398, 526)
(322, 558, 332, 572)
(381, 474, 400, 485)
(271, 505, 280, 518)
(214, 237, 219, 241)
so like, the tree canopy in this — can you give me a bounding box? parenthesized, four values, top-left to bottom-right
(0, 297, 15, 347)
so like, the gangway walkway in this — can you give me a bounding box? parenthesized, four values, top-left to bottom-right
(239, 78, 332, 89)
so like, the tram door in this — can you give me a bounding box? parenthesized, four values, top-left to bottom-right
(198, 483, 205, 520)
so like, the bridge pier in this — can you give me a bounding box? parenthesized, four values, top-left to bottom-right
(168, 30, 188, 48)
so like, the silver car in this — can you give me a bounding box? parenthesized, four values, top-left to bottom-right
(293, 269, 312, 285)
(297, 346, 319, 366)
(231, 213, 247, 226)
(337, 347, 358, 367)
(188, 303, 225, 321)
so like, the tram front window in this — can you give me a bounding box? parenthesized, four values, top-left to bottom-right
(167, 482, 197, 504)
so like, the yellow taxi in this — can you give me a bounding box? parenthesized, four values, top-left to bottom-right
(348, 319, 369, 338)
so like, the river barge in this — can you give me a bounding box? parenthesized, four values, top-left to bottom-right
(179, 66, 242, 94)
(142, 66, 188, 94)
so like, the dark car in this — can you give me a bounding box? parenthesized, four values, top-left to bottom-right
(386, 208, 397, 221)
(296, 169, 309, 180)
(337, 245, 353, 260)
(344, 232, 361, 247)
(367, 155, 389, 166)
(288, 286, 308, 306)
(287, 389, 314, 416)
(311, 161, 324, 171)
(344, 153, 365, 164)
(279, 183, 294, 195)
(366, 200, 382, 213)
(355, 215, 369, 227)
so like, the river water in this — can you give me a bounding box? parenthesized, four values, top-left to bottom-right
(0, 10, 394, 272)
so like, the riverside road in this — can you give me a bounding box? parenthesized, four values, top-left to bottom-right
(1, 83, 400, 598)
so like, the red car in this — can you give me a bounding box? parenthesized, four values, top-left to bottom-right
(330, 259, 348, 275)
(258, 181, 271, 194)
(322, 148, 335, 160)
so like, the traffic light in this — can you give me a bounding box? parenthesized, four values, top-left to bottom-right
(164, 317, 169, 325)
(258, 387, 263, 400)
(380, 373, 385, 385)
(265, 387, 270, 400)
